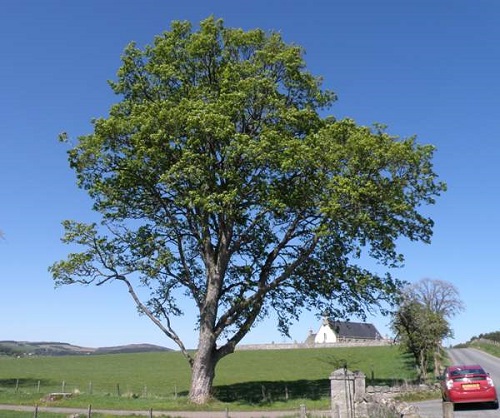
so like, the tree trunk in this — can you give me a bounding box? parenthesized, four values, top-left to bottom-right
(433, 346, 442, 377)
(418, 350, 428, 382)
(189, 339, 218, 404)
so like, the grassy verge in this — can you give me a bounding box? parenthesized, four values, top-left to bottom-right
(468, 340, 500, 357)
(0, 345, 417, 411)
(0, 413, 151, 418)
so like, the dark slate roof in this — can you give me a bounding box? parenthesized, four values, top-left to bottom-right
(327, 320, 382, 339)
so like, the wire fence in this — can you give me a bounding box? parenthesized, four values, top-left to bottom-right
(0, 378, 182, 400)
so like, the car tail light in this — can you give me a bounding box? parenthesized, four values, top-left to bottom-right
(487, 376, 495, 387)
(446, 379, 453, 390)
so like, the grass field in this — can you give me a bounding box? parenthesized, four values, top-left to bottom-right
(0, 345, 416, 413)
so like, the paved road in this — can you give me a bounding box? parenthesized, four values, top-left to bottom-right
(413, 347, 500, 418)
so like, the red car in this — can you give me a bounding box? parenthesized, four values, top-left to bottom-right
(441, 364, 498, 408)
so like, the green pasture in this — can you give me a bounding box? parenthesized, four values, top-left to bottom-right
(0, 345, 416, 412)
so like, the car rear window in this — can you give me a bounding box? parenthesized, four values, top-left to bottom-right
(449, 368, 487, 380)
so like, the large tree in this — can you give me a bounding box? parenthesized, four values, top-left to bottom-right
(49, 17, 446, 403)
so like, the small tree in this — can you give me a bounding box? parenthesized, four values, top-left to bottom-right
(407, 278, 464, 375)
(49, 17, 446, 403)
(392, 299, 450, 381)
(392, 278, 463, 379)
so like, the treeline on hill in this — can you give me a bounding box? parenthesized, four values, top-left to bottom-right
(453, 331, 500, 348)
(473, 331, 500, 342)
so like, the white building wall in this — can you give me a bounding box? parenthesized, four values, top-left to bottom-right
(314, 324, 337, 343)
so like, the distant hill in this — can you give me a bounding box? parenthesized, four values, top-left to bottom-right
(0, 340, 172, 357)
(93, 343, 173, 355)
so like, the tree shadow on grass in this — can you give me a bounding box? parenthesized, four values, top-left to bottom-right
(212, 378, 330, 405)
(0, 378, 53, 389)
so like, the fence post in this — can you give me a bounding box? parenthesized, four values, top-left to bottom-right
(149, 407, 153, 418)
(33, 404, 38, 418)
(88, 404, 92, 418)
(299, 404, 307, 418)
(442, 401, 453, 418)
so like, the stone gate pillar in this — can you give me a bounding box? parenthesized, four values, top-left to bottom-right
(329, 368, 367, 418)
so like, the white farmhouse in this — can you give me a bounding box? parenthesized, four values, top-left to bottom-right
(310, 316, 382, 344)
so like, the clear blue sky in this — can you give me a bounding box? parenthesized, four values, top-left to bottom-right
(1, 0, 499, 349)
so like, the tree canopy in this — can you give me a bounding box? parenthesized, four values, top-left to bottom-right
(49, 17, 446, 403)
(407, 277, 465, 318)
(391, 278, 462, 380)
(392, 298, 450, 381)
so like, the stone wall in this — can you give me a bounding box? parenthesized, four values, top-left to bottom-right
(236, 339, 393, 351)
(328, 368, 427, 418)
